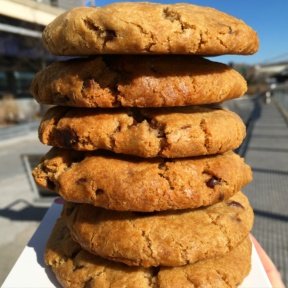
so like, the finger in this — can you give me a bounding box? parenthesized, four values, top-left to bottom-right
(54, 197, 64, 204)
(250, 235, 285, 288)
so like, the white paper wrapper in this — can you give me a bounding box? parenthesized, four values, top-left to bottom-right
(3, 202, 272, 288)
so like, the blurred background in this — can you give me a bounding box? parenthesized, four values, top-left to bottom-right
(0, 0, 287, 286)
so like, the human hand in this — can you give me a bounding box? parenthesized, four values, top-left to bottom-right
(54, 197, 64, 204)
(251, 235, 285, 288)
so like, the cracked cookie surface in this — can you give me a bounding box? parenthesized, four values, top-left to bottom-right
(46, 218, 251, 288)
(42, 3, 259, 55)
(32, 149, 252, 211)
(39, 106, 246, 158)
(62, 192, 253, 267)
(30, 56, 247, 107)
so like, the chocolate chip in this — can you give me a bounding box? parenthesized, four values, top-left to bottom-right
(73, 263, 85, 272)
(105, 29, 117, 41)
(83, 79, 94, 89)
(218, 193, 225, 201)
(158, 162, 166, 170)
(157, 126, 165, 138)
(95, 189, 104, 196)
(180, 125, 192, 129)
(59, 129, 78, 147)
(206, 176, 221, 188)
(227, 201, 244, 209)
(76, 178, 87, 185)
(148, 120, 165, 138)
(46, 179, 56, 190)
(149, 119, 158, 130)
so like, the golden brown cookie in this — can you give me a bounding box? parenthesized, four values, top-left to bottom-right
(32, 149, 252, 211)
(42, 3, 259, 55)
(158, 237, 252, 288)
(63, 192, 253, 267)
(39, 105, 246, 158)
(31, 56, 247, 107)
(46, 218, 252, 288)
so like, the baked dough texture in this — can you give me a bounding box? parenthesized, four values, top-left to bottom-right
(39, 105, 246, 158)
(32, 149, 252, 211)
(62, 192, 253, 267)
(42, 3, 259, 55)
(30, 56, 247, 107)
(45, 217, 252, 288)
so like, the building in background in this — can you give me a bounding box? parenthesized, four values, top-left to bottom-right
(41, 0, 96, 9)
(0, 0, 95, 124)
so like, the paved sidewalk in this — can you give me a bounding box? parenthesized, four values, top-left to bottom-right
(0, 132, 49, 285)
(243, 99, 288, 285)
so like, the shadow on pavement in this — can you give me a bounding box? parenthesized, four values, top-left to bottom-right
(248, 147, 288, 153)
(252, 134, 288, 138)
(0, 199, 48, 221)
(254, 209, 288, 222)
(252, 167, 288, 176)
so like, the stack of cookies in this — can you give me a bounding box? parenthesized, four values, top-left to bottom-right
(31, 3, 259, 287)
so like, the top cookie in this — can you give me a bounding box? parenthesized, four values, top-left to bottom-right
(43, 2, 259, 55)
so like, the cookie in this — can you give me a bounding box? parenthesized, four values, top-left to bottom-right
(30, 56, 247, 107)
(32, 149, 252, 211)
(63, 192, 253, 267)
(39, 105, 246, 158)
(157, 237, 251, 288)
(42, 3, 259, 55)
(46, 218, 252, 288)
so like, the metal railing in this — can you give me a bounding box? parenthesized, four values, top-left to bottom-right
(272, 84, 288, 121)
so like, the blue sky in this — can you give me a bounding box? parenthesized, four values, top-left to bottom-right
(91, 0, 288, 65)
